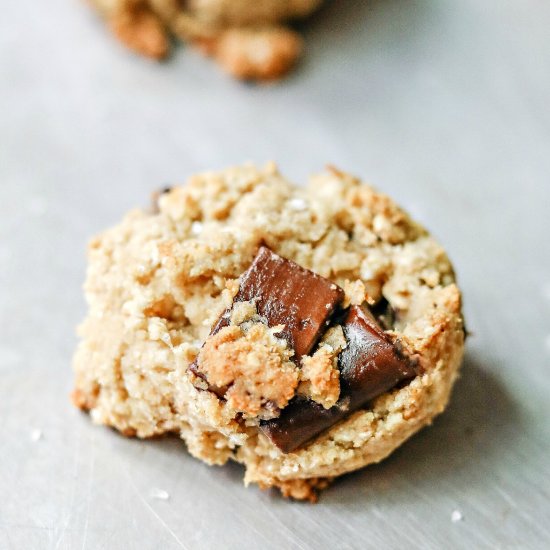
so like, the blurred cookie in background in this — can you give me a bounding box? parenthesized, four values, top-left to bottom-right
(89, 0, 322, 80)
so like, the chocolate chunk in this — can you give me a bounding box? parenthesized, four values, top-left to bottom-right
(215, 247, 344, 358)
(260, 304, 417, 453)
(189, 247, 344, 389)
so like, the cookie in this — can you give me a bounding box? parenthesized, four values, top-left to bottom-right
(72, 163, 465, 502)
(89, 0, 322, 80)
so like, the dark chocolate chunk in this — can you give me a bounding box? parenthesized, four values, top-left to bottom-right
(215, 247, 344, 358)
(189, 247, 345, 390)
(260, 304, 417, 453)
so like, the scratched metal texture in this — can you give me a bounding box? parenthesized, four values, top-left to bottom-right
(1, 0, 549, 548)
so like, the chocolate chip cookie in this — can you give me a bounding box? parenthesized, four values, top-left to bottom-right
(89, 0, 321, 80)
(72, 164, 465, 501)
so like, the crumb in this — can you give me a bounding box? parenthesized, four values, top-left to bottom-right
(229, 300, 257, 326)
(30, 429, 43, 442)
(298, 326, 346, 409)
(343, 279, 368, 308)
(150, 488, 170, 500)
(451, 510, 463, 523)
(262, 477, 332, 503)
(197, 323, 298, 418)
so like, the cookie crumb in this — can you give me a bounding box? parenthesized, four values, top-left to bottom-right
(30, 429, 43, 442)
(229, 300, 257, 326)
(298, 326, 346, 409)
(197, 323, 298, 418)
(343, 280, 368, 308)
(150, 488, 170, 500)
(451, 510, 463, 523)
(265, 477, 332, 503)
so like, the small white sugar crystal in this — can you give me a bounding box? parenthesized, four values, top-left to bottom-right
(289, 198, 307, 211)
(150, 488, 170, 501)
(30, 429, 43, 442)
(191, 221, 203, 235)
(451, 510, 463, 523)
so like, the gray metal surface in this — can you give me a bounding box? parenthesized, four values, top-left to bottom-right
(1, 0, 549, 548)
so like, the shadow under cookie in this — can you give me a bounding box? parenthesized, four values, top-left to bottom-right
(319, 351, 522, 506)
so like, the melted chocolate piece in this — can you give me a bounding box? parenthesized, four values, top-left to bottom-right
(261, 304, 417, 453)
(189, 247, 345, 387)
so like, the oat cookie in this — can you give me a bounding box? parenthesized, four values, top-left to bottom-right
(72, 163, 465, 501)
(88, 0, 322, 80)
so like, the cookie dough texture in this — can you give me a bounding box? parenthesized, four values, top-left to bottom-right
(72, 163, 465, 501)
(89, 0, 321, 80)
